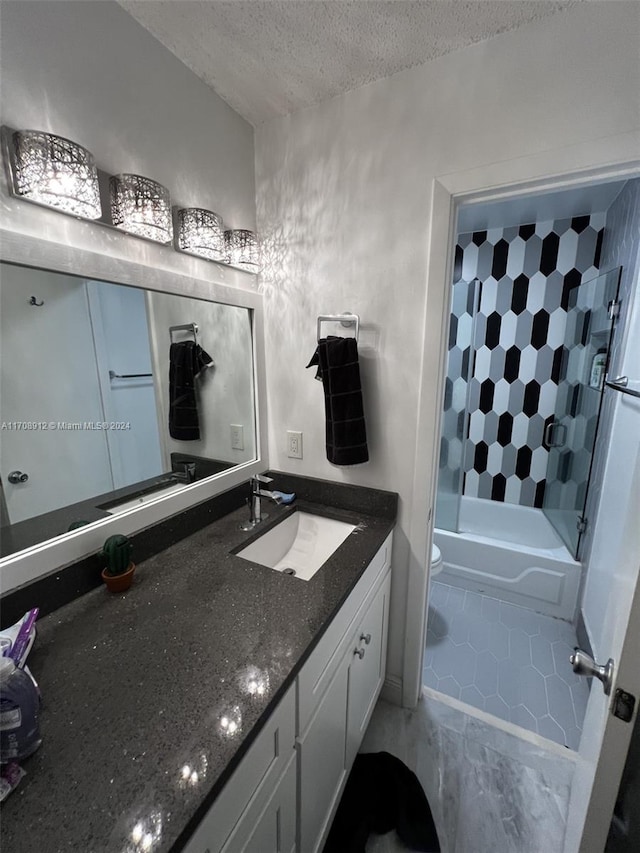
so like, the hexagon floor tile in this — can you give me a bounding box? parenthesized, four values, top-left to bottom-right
(424, 581, 589, 751)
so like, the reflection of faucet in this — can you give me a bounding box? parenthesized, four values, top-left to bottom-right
(247, 475, 282, 526)
(171, 462, 197, 484)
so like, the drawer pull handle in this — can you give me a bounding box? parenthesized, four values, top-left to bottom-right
(354, 648, 365, 659)
(360, 633, 372, 645)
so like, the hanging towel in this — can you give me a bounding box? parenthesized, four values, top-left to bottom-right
(324, 751, 441, 853)
(306, 335, 369, 465)
(168, 341, 213, 441)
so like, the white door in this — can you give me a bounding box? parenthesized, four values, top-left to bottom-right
(0, 264, 114, 523)
(563, 383, 640, 852)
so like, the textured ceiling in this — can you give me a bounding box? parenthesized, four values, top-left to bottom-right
(117, 0, 577, 125)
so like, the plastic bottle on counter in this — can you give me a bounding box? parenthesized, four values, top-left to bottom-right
(589, 348, 607, 389)
(0, 657, 41, 764)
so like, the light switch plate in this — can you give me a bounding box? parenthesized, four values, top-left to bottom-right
(230, 424, 244, 450)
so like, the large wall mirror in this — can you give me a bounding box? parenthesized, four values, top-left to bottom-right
(0, 230, 266, 585)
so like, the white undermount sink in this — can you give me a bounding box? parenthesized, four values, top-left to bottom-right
(236, 511, 356, 581)
(103, 482, 185, 515)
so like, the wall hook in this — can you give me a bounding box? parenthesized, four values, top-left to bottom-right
(29, 296, 44, 307)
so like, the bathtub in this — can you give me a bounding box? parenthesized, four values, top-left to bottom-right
(433, 497, 581, 620)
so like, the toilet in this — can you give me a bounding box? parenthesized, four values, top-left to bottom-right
(430, 543, 443, 577)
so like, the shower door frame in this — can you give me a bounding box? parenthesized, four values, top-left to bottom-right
(403, 133, 640, 853)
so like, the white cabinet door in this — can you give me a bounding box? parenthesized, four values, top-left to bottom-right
(297, 653, 350, 853)
(183, 686, 295, 853)
(297, 532, 392, 735)
(346, 571, 391, 768)
(222, 754, 297, 853)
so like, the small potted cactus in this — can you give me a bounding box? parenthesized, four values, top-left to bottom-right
(100, 534, 135, 592)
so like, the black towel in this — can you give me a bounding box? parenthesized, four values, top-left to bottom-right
(168, 341, 213, 441)
(306, 336, 369, 465)
(324, 752, 441, 853)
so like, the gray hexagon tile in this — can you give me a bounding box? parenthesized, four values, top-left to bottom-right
(424, 582, 590, 750)
(438, 213, 605, 509)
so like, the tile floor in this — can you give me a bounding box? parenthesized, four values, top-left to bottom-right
(361, 692, 576, 853)
(423, 581, 590, 750)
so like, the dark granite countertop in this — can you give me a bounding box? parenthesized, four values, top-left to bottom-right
(0, 490, 396, 853)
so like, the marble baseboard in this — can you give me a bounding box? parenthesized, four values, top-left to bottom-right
(361, 693, 576, 853)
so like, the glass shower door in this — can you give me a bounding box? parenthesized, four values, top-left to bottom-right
(435, 277, 479, 532)
(542, 267, 622, 558)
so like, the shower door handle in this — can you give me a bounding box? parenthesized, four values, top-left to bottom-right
(543, 420, 567, 449)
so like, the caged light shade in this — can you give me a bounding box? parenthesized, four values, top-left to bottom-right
(110, 173, 173, 244)
(224, 229, 260, 273)
(9, 130, 102, 219)
(177, 208, 227, 262)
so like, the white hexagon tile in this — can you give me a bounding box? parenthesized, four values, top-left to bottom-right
(439, 214, 605, 510)
(424, 581, 589, 750)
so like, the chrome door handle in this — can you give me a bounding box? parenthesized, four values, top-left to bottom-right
(360, 633, 371, 645)
(544, 421, 567, 449)
(8, 470, 29, 484)
(354, 648, 365, 660)
(570, 648, 614, 695)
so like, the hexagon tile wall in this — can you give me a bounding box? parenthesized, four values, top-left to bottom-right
(442, 213, 605, 508)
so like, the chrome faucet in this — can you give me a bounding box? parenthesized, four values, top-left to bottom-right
(245, 474, 282, 528)
(171, 462, 197, 484)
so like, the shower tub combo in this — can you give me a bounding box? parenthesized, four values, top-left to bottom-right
(433, 496, 581, 620)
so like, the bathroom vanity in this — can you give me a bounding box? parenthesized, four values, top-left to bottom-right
(0, 479, 397, 853)
(184, 530, 392, 853)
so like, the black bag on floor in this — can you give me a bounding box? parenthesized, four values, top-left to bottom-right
(324, 751, 441, 852)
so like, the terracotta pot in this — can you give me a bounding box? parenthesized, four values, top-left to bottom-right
(101, 562, 136, 593)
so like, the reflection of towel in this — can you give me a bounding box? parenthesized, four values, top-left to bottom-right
(169, 341, 213, 440)
(306, 336, 369, 465)
(324, 752, 440, 853)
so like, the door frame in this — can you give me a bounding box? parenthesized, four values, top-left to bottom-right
(402, 129, 640, 840)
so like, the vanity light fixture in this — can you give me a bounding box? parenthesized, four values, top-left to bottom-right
(110, 173, 173, 244)
(177, 207, 227, 262)
(6, 129, 102, 219)
(2, 125, 260, 272)
(224, 229, 261, 273)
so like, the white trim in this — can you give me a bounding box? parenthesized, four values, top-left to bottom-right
(0, 229, 269, 592)
(402, 131, 640, 711)
(380, 674, 403, 707)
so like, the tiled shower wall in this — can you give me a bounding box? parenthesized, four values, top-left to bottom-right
(441, 214, 605, 508)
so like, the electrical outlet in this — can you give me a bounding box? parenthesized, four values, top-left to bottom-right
(230, 424, 244, 450)
(287, 430, 303, 459)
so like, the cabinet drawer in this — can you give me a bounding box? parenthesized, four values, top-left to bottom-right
(183, 683, 296, 853)
(297, 532, 392, 735)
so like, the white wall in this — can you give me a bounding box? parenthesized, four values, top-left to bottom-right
(255, 2, 640, 689)
(146, 292, 256, 465)
(0, 0, 256, 292)
(580, 179, 640, 657)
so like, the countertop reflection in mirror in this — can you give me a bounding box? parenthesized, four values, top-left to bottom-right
(0, 241, 264, 569)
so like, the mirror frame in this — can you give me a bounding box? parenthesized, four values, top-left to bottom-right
(0, 228, 268, 593)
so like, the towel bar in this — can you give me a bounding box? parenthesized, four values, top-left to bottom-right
(317, 312, 359, 342)
(109, 370, 152, 380)
(169, 322, 198, 344)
